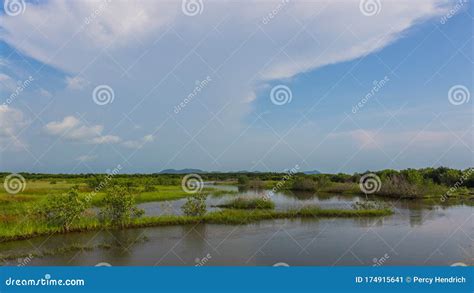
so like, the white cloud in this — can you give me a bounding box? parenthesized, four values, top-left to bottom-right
(0, 1, 451, 82)
(0, 105, 28, 149)
(44, 115, 120, 145)
(122, 134, 154, 149)
(66, 76, 89, 90)
(0, 73, 16, 91)
(0, 0, 460, 169)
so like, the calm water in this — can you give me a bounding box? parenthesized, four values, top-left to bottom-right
(1, 186, 472, 266)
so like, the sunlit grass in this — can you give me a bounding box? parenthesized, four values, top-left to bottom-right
(0, 207, 392, 243)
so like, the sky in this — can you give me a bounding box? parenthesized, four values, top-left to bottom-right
(0, 0, 472, 174)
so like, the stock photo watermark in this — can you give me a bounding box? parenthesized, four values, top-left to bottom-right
(182, 0, 204, 16)
(270, 84, 293, 106)
(92, 84, 115, 106)
(3, 173, 26, 195)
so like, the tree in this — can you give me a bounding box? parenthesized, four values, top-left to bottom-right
(99, 185, 144, 227)
(181, 194, 207, 217)
(36, 187, 87, 231)
(237, 175, 249, 185)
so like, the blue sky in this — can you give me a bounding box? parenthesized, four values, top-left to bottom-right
(0, 0, 472, 174)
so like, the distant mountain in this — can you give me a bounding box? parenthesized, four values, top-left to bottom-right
(159, 169, 205, 174)
(303, 170, 321, 175)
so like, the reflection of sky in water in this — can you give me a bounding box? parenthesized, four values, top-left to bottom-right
(1, 185, 472, 266)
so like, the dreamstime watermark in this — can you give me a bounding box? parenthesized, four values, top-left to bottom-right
(359, 0, 381, 17)
(3, 173, 26, 195)
(83, 0, 111, 26)
(95, 262, 112, 267)
(83, 164, 122, 204)
(441, 168, 473, 202)
(270, 84, 292, 106)
(17, 254, 34, 267)
(182, 0, 203, 16)
(448, 85, 470, 106)
(194, 253, 212, 266)
(440, 0, 468, 24)
(359, 173, 381, 194)
(92, 85, 115, 106)
(262, 0, 290, 25)
(3, 0, 26, 16)
(372, 253, 390, 266)
(273, 262, 290, 267)
(174, 76, 212, 114)
(181, 174, 204, 194)
(5, 274, 85, 287)
(264, 164, 300, 201)
(352, 76, 389, 114)
(3, 76, 34, 106)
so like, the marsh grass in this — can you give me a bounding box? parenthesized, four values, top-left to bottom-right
(0, 207, 391, 243)
(215, 197, 275, 210)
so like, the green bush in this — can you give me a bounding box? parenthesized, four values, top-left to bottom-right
(237, 175, 249, 185)
(36, 187, 87, 231)
(99, 185, 144, 227)
(181, 194, 207, 217)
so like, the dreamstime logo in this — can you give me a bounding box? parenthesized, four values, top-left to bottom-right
(194, 253, 212, 266)
(352, 76, 389, 114)
(359, 0, 381, 17)
(273, 262, 290, 267)
(84, 164, 122, 205)
(174, 76, 212, 114)
(3, 173, 26, 195)
(95, 262, 112, 267)
(372, 253, 390, 267)
(182, 0, 203, 16)
(441, 168, 473, 202)
(84, 0, 111, 25)
(3, 76, 34, 107)
(17, 254, 33, 267)
(181, 174, 204, 194)
(448, 85, 470, 106)
(440, 0, 468, 24)
(3, 0, 26, 16)
(264, 164, 300, 201)
(92, 85, 115, 106)
(451, 262, 467, 267)
(262, 0, 290, 25)
(359, 173, 381, 194)
(270, 85, 292, 106)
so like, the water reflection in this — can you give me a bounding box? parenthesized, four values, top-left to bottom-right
(1, 186, 472, 266)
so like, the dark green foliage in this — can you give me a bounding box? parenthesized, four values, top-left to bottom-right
(237, 175, 249, 185)
(99, 186, 144, 227)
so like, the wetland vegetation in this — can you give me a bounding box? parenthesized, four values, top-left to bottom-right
(0, 167, 471, 244)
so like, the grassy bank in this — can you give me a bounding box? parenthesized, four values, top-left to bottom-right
(0, 207, 391, 243)
(215, 198, 275, 210)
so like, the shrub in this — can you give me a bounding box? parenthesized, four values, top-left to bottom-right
(143, 180, 156, 192)
(377, 174, 421, 198)
(237, 175, 249, 185)
(181, 194, 207, 217)
(36, 187, 87, 231)
(291, 177, 317, 191)
(99, 185, 144, 227)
